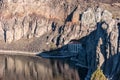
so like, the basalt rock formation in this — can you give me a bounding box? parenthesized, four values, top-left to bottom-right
(0, 0, 119, 45)
(0, 0, 120, 80)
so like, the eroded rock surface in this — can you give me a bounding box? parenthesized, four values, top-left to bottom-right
(0, 0, 119, 45)
(0, 0, 120, 80)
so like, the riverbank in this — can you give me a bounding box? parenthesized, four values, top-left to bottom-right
(0, 50, 40, 57)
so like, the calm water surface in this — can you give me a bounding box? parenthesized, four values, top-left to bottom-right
(0, 54, 82, 80)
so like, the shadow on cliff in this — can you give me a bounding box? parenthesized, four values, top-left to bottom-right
(78, 21, 120, 79)
(37, 21, 120, 80)
(37, 48, 87, 80)
(78, 22, 109, 71)
(65, 6, 78, 22)
(36, 22, 108, 80)
(101, 53, 120, 80)
(104, 22, 120, 80)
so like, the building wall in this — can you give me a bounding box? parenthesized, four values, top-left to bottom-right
(68, 44, 82, 53)
(68, 43, 87, 66)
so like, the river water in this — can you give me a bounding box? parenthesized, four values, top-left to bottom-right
(0, 54, 83, 80)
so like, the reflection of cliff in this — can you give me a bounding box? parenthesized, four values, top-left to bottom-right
(0, 54, 80, 80)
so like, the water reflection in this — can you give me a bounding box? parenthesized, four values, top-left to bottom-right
(0, 54, 80, 80)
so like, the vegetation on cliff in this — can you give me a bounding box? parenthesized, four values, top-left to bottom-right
(91, 68, 107, 80)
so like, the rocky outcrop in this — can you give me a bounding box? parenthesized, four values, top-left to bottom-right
(81, 8, 96, 27)
(0, 0, 119, 44)
(81, 7, 120, 79)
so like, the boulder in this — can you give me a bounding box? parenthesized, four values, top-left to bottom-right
(81, 8, 96, 27)
(95, 7, 103, 22)
(101, 10, 112, 23)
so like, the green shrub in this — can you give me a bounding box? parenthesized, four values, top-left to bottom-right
(91, 68, 107, 80)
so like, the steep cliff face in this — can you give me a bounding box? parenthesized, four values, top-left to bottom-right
(83, 10, 120, 79)
(0, 0, 120, 79)
(70, 6, 120, 79)
(0, 0, 85, 46)
(0, 0, 120, 44)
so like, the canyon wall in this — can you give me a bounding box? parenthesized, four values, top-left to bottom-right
(0, 0, 120, 79)
(0, 0, 119, 44)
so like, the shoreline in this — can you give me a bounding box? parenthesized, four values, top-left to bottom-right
(0, 50, 41, 56)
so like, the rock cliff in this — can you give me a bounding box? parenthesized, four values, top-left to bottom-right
(0, 0, 119, 44)
(0, 0, 120, 80)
